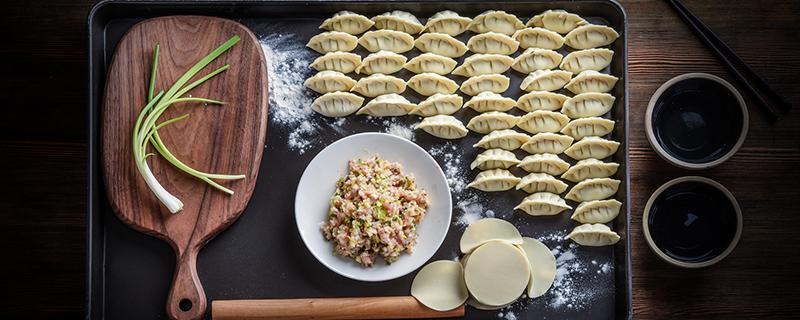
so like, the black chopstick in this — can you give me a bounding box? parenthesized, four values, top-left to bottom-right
(666, 0, 792, 122)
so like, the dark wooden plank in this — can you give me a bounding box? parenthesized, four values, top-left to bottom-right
(101, 16, 268, 319)
(1, 0, 799, 319)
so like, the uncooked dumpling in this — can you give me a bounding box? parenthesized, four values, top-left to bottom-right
(527, 9, 588, 34)
(311, 91, 364, 117)
(561, 158, 619, 182)
(513, 27, 565, 50)
(358, 30, 415, 53)
(520, 132, 574, 154)
(460, 218, 523, 253)
(468, 10, 524, 35)
(411, 260, 468, 311)
(372, 10, 424, 34)
(356, 93, 416, 116)
(424, 10, 472, 36)
(356, 50, 407, 75)
(520, 69, 572, 92)
(404, 53, 458, 75)
(460, 74, 510, 96)
(414, 115, 468, 139)
(415, 32, 468, 58)
(562, 92, 616, 118)
(516, 110, 570, 134)
(452, 54, 514, 77)
(407, 73, 459, 96)
(564, 136, 620, 160)
(410, 93, 463, 116)
(518, 237, 557, 298)
(470, 149, 520, 170)
(565, 70, 619, 94)
(516, 172, 568, 194)
(307, 31, 359, 54)
(467, 111, 519, 134)
(466, 169, 522, 192)
(310, 51, 361, 73)
(565, 177, 621, 202)
(350, 73, 406, 97)
(561, 117, 615, 140)
(304, 70, 356, 93)
(564, 24, 620, 49)
(566, 223, 621, 246)
(467, 32, 520, 55)
(571, 199, 622, 224)
(511, 48, 563, 74)
(517, 153, 571, 176)
(319, 11, 374, 35)
(473, 129, 531, 150)
(463, 241, 530, 306)
(517, 91, 569, 112)
(560, 48, 614, 73)
(514, 192, 571, 216)
(464, 92, 517, 113)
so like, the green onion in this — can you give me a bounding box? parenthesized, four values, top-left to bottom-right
(132, 35, 244, 214)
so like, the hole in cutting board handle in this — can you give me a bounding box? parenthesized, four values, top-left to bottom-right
(179, 298, 193, 312)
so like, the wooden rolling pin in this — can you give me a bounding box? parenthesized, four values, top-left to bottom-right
(212, 296, 464, 320)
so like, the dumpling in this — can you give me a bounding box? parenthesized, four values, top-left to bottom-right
(310, 51, 361, 73)
(514, 192, 571, 216)
(566, 224, 620, 246)
(311, 91, 364, 117)
(517, 91, 569, 112)
(415, 33, 469, 58)
(464, 92, 516, 113)
(307, 31, 358, 54)
(460, 74, 510, 96)
(520, 70, 572, 92)
(424, 10, 472, 36)
(467, 111, 519, 134)
(407, 73, 459, 96)
(350, 73, 406, 97)
(517, 110, 570, 134)
(527, 10, 588, 34)
(452, 54, 514, 77)
(560, 48, 614, 73)
(415, 115, 468, 139)
(571, 199, 622, 224)
(571, 198, 624, 225)
(404, 53, 458, 75)
(521, 132, 574, 154)
(562, 92, 616, 118)
(467, 169, 521, 192)
(467, 32, 520, 55)
(561, 158, 619, 182)
(565, 177, 621, 202)
(512, 27, 565, 50)
(565, 70, 619, 94)
(564, 25, 620, 49)
(564, 136, 620, 160)
(371, 10, 424, 34)
(561, 117, 615, 140)
(358, 30, 415, 53)
(470, 149, 520, 170)
(511, 48, 563, 74)
(516, 172, 568, 194)
(356, 93, 416, 116)
(469, 10, 524, 35)
(304, 70, 356, 93)
(473, 129, 530, 150)
(517, 153, 570, 175)
(319, 11, 374, 35)
(411, 93, 463, 116)
(356, 50, 407, 75)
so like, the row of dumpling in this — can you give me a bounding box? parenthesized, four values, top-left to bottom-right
(314, 9, 619, 50)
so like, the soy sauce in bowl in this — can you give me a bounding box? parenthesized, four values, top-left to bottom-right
(646, 73, 748, 169)
(643, 176, 742, 268)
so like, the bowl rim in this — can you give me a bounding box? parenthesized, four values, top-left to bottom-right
(645, 72, 749, 170)
(294, 132, 452, 281)
(642, 176, 743, 268)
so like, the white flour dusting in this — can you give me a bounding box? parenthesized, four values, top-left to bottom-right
(427, 143, 467, 193)
(497, 311, 518, 320)
(382, 118, 414, 140)
(454, 194, 495, 227)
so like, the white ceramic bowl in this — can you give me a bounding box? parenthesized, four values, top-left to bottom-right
(295, 132, 452, 281)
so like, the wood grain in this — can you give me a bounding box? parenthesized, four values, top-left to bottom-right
(100, 16, 267, 320)
(1, 0, 800, 319)
(211, 296, 466, 320)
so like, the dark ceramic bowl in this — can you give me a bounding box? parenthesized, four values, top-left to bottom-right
(643, 176, 742, 268)
(646, 73, 748, 169)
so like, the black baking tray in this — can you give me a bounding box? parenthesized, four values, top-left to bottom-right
(87, 1, 630, 319)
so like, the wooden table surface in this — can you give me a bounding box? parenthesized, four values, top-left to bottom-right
(2, 0, 798, 318)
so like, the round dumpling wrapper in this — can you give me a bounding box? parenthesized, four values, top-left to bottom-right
(411, 260, 468, 311)
(464, 241, 530, 307)
(517, 237, 556, 298)
(459, 218, 523, 254)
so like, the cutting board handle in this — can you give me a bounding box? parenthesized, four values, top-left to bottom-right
(167, 246, 206, 320)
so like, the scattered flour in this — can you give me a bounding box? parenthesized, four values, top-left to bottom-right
(454, 194, 495, 227)
(497, 311, 518, 320)
(382, 118, 414, 141)
(427, 143, 467, 193)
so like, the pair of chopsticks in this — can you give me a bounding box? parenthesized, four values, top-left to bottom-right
(665, 0, 792, 122)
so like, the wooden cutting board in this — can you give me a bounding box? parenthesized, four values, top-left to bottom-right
(102, 16, 267, 320)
